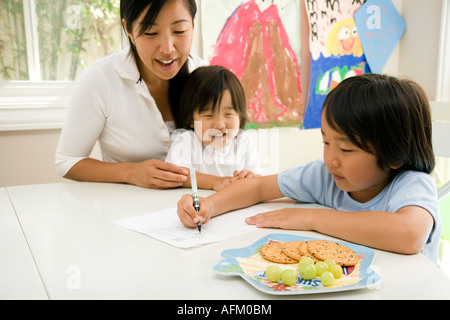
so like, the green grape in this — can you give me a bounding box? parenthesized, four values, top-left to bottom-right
(281, 269, 298, 286)
(320, 271, 335, 286)
(265, 265, 282, 283)
(329, 264, 343, 279)
(314, 261, 328, 276)
(298, 256, 314, 266)
(299, 262, 316, 280)
(324, 258, 336, 268)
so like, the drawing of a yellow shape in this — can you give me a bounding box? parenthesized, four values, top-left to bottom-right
(327, 18, 363, 57)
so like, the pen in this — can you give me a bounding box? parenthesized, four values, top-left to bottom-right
(190, 167, 202, 233)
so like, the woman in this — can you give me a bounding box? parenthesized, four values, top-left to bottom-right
(55, 0, 206, 189)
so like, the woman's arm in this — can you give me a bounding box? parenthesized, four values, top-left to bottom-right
(65, 158, 189, 189)
(245, 205, 434, 255)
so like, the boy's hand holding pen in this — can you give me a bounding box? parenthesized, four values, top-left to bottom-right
(176, 168, 212, 230)
(190, 167, 202, 233)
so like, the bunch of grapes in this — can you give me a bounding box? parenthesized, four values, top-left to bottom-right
(265, 256, 343, 287)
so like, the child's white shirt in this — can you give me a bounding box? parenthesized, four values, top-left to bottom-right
(165, 129, 263, 177)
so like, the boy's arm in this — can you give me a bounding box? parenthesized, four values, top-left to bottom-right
(176, 174, 283, 228)
(181, 170, 263, 191)
(208, 174, 283, 218)
(309, 205, 434, 255)
(247, 205, 434, 255)
(180, 171, 238, 191)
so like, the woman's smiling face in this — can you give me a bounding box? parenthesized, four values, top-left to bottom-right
(125, 0, 194, 83)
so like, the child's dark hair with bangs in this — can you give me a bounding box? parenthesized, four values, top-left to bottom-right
(322, 73, 435, 174)
(177, 65, 247, 130)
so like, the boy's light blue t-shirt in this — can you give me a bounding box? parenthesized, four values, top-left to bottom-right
(277, 159, 442, 263)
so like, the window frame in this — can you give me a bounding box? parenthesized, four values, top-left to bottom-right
(23, 0, 41, 81)
(0, 0, 125, 131)
(436, 0, 450, 101)
(0, 0, 64, 132)
(0, 81, 74, 131)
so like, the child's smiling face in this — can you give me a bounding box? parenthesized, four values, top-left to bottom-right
(320, 112, 396, 203)
(191, 90, 241, 149)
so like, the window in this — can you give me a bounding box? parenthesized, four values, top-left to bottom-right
(0, 0, 122, 81)
(0, 0, 123, 131)
(436, 0, 450, 101)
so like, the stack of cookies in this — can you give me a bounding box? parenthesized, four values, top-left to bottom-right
(260, 240, 359, 267)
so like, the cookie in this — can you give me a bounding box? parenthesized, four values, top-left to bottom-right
(307, 240, 359, 266)
(260, 242, 298, 264)
(281, 241, 303, 261)
(298, 241, 320, 262)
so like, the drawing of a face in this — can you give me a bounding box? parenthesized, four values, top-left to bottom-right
(327, 19, 363, 57)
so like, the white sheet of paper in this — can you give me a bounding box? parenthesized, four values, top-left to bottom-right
(114, 204, 273, 248)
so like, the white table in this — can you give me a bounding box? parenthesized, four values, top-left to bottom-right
(4, 182, 450, 300)
(0, 188, 48, 299)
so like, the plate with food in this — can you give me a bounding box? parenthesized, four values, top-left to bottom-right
(213, 233, 381, 295)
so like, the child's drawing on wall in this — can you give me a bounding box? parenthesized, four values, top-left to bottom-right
(304, 0, 370, 129)
(327, 18, 364, 57)
(202, 0, 303, 129)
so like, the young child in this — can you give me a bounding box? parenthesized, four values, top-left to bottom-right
(165, 65, 262, 190)
(176, 73, 442, 263)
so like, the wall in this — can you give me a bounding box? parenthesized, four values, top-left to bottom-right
(0, 0, 444, 187)
(0, 129, 65, 186)
(0, 126, 322, 187)
(398, 0, 443, 100)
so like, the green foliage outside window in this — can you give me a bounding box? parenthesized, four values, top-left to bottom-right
(0, 0, 122, 81)
(0, 0, 28, 80)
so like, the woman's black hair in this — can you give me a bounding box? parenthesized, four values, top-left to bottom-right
(120, 0, 197, 53)
(177, 65, 247, 130)
(322, 73, 435, 174)
(120, 0, 197, 121)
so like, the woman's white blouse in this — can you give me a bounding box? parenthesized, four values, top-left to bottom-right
(55, 48, 206, 177)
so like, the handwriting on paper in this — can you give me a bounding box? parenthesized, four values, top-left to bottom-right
(114, 205, 273, 248)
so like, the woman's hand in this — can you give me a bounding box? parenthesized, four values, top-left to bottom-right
(130, 159, 188, 189)
(177, 194, 214, 228)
